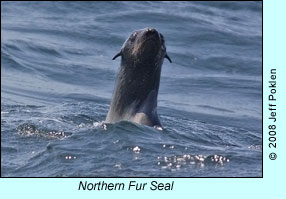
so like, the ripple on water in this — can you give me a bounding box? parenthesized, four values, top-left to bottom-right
(157, 154, 230, 170)
(17, 123, 72, 139)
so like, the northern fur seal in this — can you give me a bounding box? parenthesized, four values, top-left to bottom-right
(105, 28, 172, 128)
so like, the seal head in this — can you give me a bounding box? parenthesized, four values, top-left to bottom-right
(106, 28, 171, 127)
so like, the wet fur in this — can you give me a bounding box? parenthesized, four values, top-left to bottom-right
(105, 28, 170, 127)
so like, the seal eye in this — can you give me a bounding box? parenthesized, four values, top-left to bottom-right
(129, 32, 137, 43)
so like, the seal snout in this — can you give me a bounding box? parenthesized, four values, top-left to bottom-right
(143, 28, 159, 39)
(141, 28, 161, 46)
(145, 28, 158, 36)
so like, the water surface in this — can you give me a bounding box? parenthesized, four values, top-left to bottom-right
(1, 1, 262, 177)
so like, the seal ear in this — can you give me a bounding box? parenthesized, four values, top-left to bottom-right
(165, 53, 172, 63)
(112, 51, 122, 60)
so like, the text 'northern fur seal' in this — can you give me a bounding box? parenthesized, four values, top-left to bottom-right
(105, 28, 172, 128)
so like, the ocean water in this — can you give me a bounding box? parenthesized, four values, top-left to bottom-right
(1, 1, 262, 177)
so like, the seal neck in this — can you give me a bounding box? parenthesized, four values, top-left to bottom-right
(111, 61, 162, 115)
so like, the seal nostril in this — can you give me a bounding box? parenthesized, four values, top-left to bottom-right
(145, 28, 157, 36)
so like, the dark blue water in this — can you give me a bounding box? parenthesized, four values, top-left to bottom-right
(1, 1, 262, 177)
